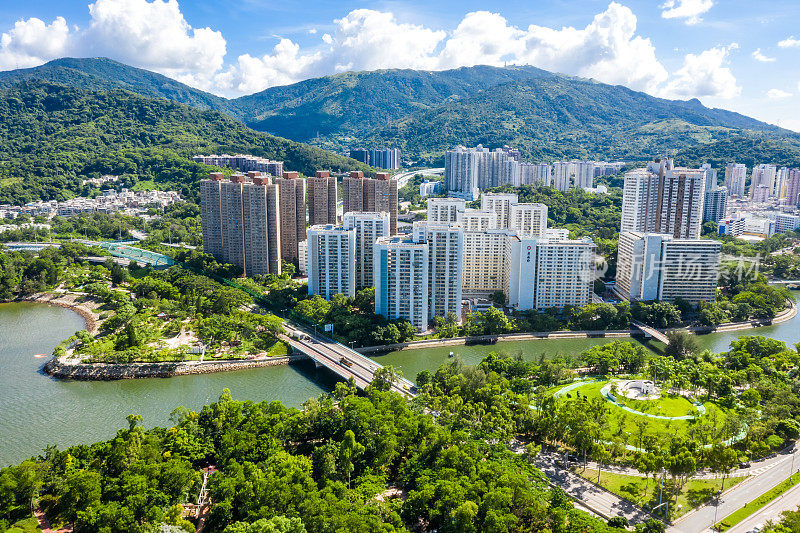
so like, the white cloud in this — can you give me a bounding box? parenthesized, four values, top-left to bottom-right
(0, 1, 741, 103)
(0, 0, 225, 87)
(660, 0, 714, 25)
(0, 16, 73, 70)
(217, 3, 668, 96)
(778, 36, 800, 48)
(752, 48, 775, 62)
(767, 88, 792, 99)
(660, 44, 740, 99)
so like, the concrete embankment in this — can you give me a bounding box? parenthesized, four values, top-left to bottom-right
(357, 299, 797, 354)
(43, 354, 308, 381)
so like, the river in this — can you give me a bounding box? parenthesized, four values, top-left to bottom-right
(0, 299, 797, 467)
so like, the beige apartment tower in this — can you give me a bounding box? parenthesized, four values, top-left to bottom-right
(200, 172, 282, 276)
(308, 170, 338, 225)
(343, 171, 398, 234)
(275, 172, 307, 265)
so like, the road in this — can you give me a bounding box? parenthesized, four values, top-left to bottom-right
(670, 446, 800, 533)
(281, 325, 416, 398)
(727, 478, 800, 532)
(534, 452, 653, 524)
(393, 167, 444, 189)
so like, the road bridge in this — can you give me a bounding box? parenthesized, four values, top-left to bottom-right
(282, 324, 417, 399)
(630, 321, 671, 345)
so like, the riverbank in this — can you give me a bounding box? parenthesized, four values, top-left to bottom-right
(357, 298, 797, 354)
(43, 353, 309, 380)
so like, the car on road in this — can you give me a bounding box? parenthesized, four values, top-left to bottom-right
(748, 523, 763, 533)
(739, 461, 752, 468)
(339, 356, 353, 367)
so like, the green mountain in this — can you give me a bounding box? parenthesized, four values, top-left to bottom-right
(0, 57, 229, 111)
(0, 81, 370, 204)
(1, 57, 798, 167)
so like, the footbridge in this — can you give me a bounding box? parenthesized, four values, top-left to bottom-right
(281, 324, 417, 399)
(630, 320, 670, 345)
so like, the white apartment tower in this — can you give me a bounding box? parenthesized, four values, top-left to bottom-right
(750, 164, 777, 198)
(427, 197, 467, 224)
(616, 232, 720, 304)
(458, 209, 499, 231)
(553, 162, 572, 192)
(520, 163, 552, 186)
(307, 225, 356, 299)
(509, 203, 548, 237)
(506, 237, 595, 310)
(445, 145, 521, 199)
(413, 222, 464, 320)
(481, 192, 519, 228)
(343, 211, 390, 289)
(373, 236, 429, 331)
(724, 163, 747, 198)
(703, 187, 728, 223)
(574, 162, 595, 189)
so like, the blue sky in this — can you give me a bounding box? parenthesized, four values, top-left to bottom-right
(1, 0, 799, 130)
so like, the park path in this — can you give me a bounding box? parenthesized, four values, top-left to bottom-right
(34, 507, 72, 533)
(533, 452, 654, 525)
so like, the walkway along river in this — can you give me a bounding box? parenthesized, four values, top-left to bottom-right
(1, 296, 799, 466)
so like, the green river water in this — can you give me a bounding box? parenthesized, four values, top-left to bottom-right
(0, 298, 797, 466)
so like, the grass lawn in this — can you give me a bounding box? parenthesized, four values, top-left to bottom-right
(617, 392, 696, 417)
(715, 474, 800, 531)
(578, 468, 746, 519)
(558, 381, 732, 447)
(5, 517, 42, 533)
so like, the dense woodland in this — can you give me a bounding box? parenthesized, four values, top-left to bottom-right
(0, 81, 371, 205)
(1, 332, 799, 532)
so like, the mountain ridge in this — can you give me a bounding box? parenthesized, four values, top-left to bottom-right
(0, 57, 797, 165)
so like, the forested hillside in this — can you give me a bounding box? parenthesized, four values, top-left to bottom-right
(0, 81, 370, 204)
(0, 57, 230, 111)
(2, 59, 797, 167)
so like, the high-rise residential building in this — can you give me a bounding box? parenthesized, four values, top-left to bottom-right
(200, 172, 282, 276)
(703, 186, 728, 223)
(752, 184, 771, 203)
(243, 175, 282, 276)
(509, 203, 548, 237)
(615, 232, 720, 304)
(520, 163, 552, 186)
(553, 162, 572, 191)
(343, 211, 390, 289)
(275, 172, 307, 265)
(200, 172, 225, 258)
(776, 214, 800, 234)
(481, 192, 519, 228)
(724, 163, 747, 198)
(307, 224, 356, 299)
(620, 158, 706, 239)
(298, 240, 308, 276)
(349, 149, 369, 165)
(427, 197, 466, 224)
(458, 209, 499, 231)
(506, 236, 595, 310)
(342, 171, 398, 234)
(445, 145, 521, 200)
(419, 181, 441, 197)
(192, 154, 283, 177)
(786, 169, 800, 206)
(776, 167, 790, 199)
(307, 170, 338, 226)
(574, 162, 595, 189)
(750, 164, 778, 198)
(413, 222, 464, 320)
(374, 236, 429, 331)
(461, 229, 515, 298)
(701, 163, 717, 192)
(370, 148, 401, 170)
